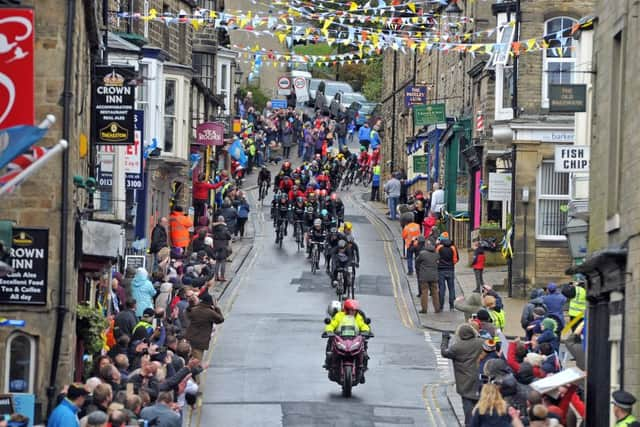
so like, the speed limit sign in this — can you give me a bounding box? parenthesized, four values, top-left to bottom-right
(277, 76, 291, 89)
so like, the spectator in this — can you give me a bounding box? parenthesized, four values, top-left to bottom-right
(168, 206, 193, 254)
(436, 232, 459, 311)
(415, 238, 440, 313)
(469, 383, 511, 427)
(383, 173, 401, 220)
(139, 391, 181, 427)
(441, 324, 484, 426)
(219, 199, 238, 237)
(130, 268, 156, 318)
(149, 217, 169, 257)
(471, 241, 485, 292)
(430, 182, 445, 219)
(237, 194, 250, 238)
(483, 295, 505, 331)
(402, 216, 421, 275)
(520, 289, 547, 330)
(212, 216, 232, 281)
(114, 299, 137, 338)
(185, 291, 224, 361)
(454, 291, 482, 321)
(371, 164, 381, 201)
(48, 383, 89, 427)
(542, 283, 567, 330)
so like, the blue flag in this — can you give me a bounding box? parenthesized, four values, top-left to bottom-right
(0, 125, 47, 170)
(229, 139, 247, 167)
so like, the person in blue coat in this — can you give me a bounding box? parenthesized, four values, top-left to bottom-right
(542, 283, 567, 329)
(358, 122, 371, 151)
(130, 268, 156, 318)
(47, 384, 88, 427)
(236, 194, 251, 237)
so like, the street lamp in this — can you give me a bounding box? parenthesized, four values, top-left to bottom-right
(565, 217, 588, 261)
(233, 67, 244, 87)
(445, 0, 463, 15)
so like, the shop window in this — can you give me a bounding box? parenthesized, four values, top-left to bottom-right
(5, 333, 36, 394)
(542, 17, 577, 108)
(536, 161, 570, 239)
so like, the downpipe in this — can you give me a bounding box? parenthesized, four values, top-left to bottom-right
(47, 0, 74, 417)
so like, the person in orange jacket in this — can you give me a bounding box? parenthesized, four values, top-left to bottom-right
(169, 206, 193, 255)
(402, 218, 421, 275)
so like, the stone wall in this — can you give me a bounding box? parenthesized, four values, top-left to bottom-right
(0, 0, 96, 417)
(590, 0, 640, 404)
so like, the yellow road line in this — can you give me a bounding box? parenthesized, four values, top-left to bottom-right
(430, 383, 445, 425)
(422, 384, 439, 427)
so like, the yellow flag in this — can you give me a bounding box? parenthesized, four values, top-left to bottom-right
(470, 44, 482, 52)
(527, 38, 536, 51)
(349, 2, 358, 11)
(209, 11, 217, 19)
(277, 33, 287, 44)
(418, 41, 427, 53)
(190, 19, 201, 31)
(323, 17, 334, 31)
(407, 2, 416, 13)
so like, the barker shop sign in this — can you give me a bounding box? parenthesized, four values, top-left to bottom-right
(0, 228, 49, 305)
(94, 66, 136, 145)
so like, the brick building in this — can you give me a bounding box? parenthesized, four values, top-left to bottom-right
(572, 0, 640, 424)
(0, 0, 98, 420)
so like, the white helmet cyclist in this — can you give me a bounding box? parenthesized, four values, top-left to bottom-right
(313, 218, 322, 227)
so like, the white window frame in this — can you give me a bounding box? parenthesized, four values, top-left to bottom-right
(493, 12, 515, 121)
(5, 333, 36, 394)
(536, 160, 571, 240)
(163, 78, 177, 155)
(542, 16, 577, 108)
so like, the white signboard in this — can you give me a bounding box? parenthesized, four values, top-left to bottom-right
(514, 129, 574, 143)
(488, 172, 512, 201)
(293, 77, 309, 103)
(555, 145, 590, 172)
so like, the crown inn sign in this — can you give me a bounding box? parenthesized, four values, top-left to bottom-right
(94, 66, 137, 145)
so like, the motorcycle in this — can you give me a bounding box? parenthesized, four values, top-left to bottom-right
(322, 320, 373, 397)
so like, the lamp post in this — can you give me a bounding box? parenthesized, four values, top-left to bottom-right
(233, 65, 243, 117)
(565, 217, 588, 263)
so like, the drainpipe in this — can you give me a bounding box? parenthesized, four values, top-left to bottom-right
(391, 51, 398, 170)
(47, 0, 75, 416)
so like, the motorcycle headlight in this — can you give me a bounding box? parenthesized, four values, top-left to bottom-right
(349, 341, 362, 351)
(336, 341, 347, 351)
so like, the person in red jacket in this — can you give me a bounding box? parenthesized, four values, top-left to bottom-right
(471, 241, 486, 292)
(193, 173, 225, 222)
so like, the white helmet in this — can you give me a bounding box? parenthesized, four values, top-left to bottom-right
(327, 300, 342, 317)
(313, 218, 322, 227)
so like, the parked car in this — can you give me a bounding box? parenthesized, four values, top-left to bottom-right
(340, 92, 368, 110)
(355, 102, 378, 128)
(324, 81, 354, 107)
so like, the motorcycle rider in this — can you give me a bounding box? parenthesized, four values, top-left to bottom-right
(322, 299, 371, 380)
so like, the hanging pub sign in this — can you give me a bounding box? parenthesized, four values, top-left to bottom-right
(404, 85, 427, 107)
(0, 8, 35, 129)
(196, 122, 225, 146)
(548, 84, 587, 113)
(94, 65, 136, 145)
(0, 228, 48, 305)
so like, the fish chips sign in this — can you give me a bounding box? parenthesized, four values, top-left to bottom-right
(0, 8, 35, 129)
(196, 122, 225, 146)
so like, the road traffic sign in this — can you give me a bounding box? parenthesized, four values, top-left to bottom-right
(277, 76, 291, 89)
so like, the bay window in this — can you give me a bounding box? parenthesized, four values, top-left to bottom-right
(542, 17, 577, 108)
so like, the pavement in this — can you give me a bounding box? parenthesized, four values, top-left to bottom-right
(185, 159, 462, 426)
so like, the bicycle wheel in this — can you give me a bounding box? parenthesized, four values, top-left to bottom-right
(311, 247, 318, 274)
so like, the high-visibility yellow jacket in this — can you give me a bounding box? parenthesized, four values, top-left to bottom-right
(325, 311, 370, 333)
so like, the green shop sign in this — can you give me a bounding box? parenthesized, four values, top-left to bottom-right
(413, 103, 446, 126)
(412, 155, 427, 173)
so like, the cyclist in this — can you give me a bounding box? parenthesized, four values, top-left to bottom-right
(278, 174, 294, 195)
(307, 218, 326, 258)
(370, 147, 381, 166)
(357, 146, 370, 172)
(328, 193, 345, 227)
(342, 221, 354, 238)
(274, 193, 291, 242)
(319, 208, 335, 234)
(324, 226, 344, 274)
(316, 170, 331, 192)
(289, 183, 306, 202)
(280, 160, 293, 177)
(291, 196, 307, 246)
(328, 240, 355, 289)
(257, 166, 271, 199)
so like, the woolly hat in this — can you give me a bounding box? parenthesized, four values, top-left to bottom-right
(542, 317, 557, 332)
(440, 231, 449, 239)
(532, 306, 547, 317)
(200, 291, 214, 306)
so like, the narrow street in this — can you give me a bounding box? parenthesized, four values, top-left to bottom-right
(190, 186, 459, 426)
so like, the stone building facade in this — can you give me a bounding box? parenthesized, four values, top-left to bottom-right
(573, 0, 640, 424)
(0, 0, 98, 420)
